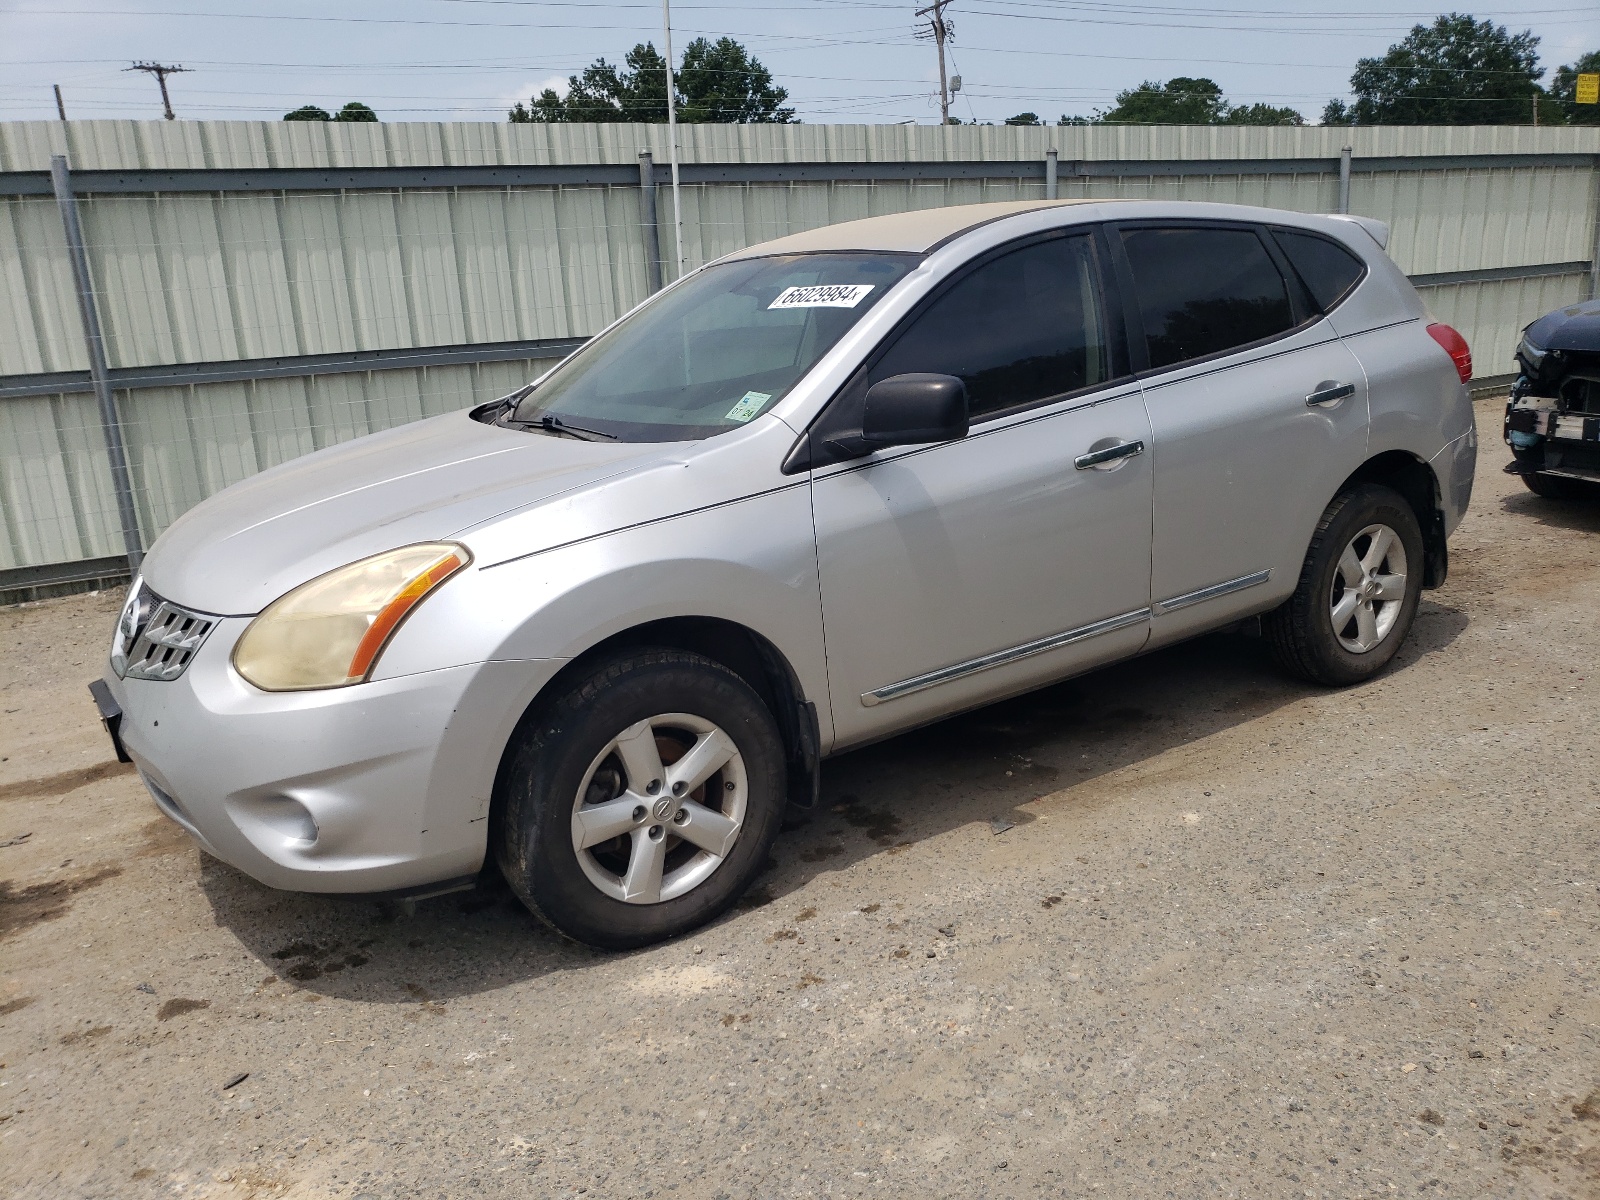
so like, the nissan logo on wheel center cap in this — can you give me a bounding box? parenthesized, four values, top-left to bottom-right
(651, 797, 675, 821)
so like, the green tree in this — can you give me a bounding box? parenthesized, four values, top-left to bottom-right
(1549, 49, 1600, 125)
(1099, 77, 1227, 124)
(333, 102, 378, 122)
(1321, 99, 1354, 125)
(678, 37, 793, 122)
(1004, 111, 1042, 126)
(282, 102, 379, 122)
(509, 38, 792, 123)
(1091, 78, 1301, 125)
(1223, 102, 1305, 126)
(1326, 13, 1543, 125)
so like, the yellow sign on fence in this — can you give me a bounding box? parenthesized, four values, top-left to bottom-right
(1577, 73, 1599, 105)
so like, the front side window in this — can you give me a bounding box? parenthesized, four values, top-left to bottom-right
(509, 252, 915, 441)
(1119, 226, 1295, 370)
(870, 234, 1110, 419)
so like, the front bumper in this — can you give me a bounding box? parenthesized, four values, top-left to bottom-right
(100, 619, 563, 894)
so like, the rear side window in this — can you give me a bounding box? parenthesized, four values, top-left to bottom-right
(1272, 229, 1366, 312)
(1119, 226, 1295, 370)
(871, 234, 1109, 419)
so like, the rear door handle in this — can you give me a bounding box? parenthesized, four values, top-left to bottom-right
(1306, 381, 1356, 408)
(1074, 439, 1145, 470)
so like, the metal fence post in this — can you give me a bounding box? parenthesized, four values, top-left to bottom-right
(1589, 159, 1600, 301)
(1045, 148, 1058, 200)
(638, 150, 663, 294)
(50, 155, 143, 571)
(1338, 146, 1352, 215)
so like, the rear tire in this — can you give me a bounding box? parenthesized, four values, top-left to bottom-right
(494, 649, 785, 950)
(1265, 484, 1425, 686)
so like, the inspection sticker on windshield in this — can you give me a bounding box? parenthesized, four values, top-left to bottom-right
(725, 391, 771, 422)
(768, 283, 875, 310)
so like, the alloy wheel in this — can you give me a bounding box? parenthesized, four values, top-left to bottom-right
(569, 713, 748, 905)
(1329, 522, 1408, 654)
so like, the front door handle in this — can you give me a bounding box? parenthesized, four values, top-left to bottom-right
(1306, 381, 1356, 408)
(1074, 439, 1145, 470)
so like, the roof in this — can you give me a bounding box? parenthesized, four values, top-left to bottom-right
(726, 199, 1100, 258)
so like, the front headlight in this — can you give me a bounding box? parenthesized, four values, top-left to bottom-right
(232, 543, 470, 691)
(1516, 333, 1546, 369)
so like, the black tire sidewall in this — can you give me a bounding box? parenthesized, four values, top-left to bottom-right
(1298, 486, 1425, 685)
(496, 651, 785, 950)
(1524, 472, 1594, 501)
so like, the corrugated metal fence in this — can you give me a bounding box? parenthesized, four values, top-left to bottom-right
(2, 120, 1598, 596)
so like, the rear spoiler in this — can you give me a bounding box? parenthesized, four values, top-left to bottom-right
(1326, 214, 1390, 251)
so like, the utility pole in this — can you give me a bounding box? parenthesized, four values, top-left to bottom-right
(126, 62, 189, 120)
(662, 0, 685, 280)
(53, 84, 67, 120)
(915, 0, 955, 125)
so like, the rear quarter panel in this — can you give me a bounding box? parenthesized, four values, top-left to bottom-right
(1315, 221, 1476, 533)
(1337, 318, 1476, 530)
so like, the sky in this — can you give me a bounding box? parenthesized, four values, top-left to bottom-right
(0, 0, 1596, 127)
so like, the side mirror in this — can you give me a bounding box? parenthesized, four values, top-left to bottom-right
(861, 373, 969, 448)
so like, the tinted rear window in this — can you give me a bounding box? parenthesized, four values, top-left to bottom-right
(1273, 229, 1366, 312)
(1119, 226, 1295, 370)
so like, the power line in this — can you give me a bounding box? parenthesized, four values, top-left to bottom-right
(1, 51, 1560, 78)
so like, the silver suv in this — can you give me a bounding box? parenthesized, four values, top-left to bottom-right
(95, 200, 1477, 948)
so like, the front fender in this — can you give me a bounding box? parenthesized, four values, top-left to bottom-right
(372, 481, 830, 740)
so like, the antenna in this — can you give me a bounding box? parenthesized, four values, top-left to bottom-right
(126, 62, 190, 121)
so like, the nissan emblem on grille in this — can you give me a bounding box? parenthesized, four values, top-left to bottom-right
(111, 579, 218, 682)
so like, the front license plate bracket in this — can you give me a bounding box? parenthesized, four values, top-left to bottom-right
(87, 678, 132, 764)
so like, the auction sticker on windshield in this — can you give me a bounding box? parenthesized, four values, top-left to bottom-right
(725, 391, 771, 422)
(768, 284, 875, 310)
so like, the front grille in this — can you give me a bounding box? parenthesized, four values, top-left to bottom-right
(111, 579, 218, 682)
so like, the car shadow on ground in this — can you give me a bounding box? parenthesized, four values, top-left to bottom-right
(750, 599, 1468, 905)
(1499, 487, 1600, 532)
(197, 600, 1467, 1002)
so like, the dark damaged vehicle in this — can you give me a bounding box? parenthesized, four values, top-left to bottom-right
(1505, 298, 1600, 498)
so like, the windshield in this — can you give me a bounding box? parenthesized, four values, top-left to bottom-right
(506, 252, 917, 441)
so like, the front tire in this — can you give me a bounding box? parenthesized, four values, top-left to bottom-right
(1522, 471, 1595, 500)
(1265, 484, 1425, 686)
(494, 649, 785, 950)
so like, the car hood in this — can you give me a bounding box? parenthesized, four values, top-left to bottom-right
(1525, 299, 1600, 353)
(141, 410, 665, 615)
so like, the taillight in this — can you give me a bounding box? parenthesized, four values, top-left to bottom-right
(1427, 322, 1472, 384)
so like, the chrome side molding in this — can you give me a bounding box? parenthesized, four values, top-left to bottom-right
(1154, 569, 1272, 615)
(860, 607, 1152, 706)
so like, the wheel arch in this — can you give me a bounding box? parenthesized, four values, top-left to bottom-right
(490, 616, 822, 849)
(1338, 449, 1448, 588)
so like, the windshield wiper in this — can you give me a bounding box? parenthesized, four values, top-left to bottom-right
(525, 413, 617, 442)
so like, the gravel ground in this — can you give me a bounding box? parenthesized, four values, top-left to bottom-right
(2, 398, 1598, 1200)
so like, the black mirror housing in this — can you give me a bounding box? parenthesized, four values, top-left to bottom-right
(861, 373, 969, 448)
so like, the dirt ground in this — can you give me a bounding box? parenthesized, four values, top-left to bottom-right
(2, 398, 1598, 1199)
